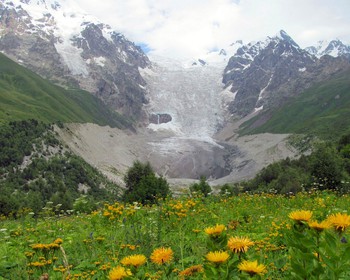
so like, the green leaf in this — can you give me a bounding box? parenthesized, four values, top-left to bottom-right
(324, 231, 338, 249)
(291, 261, 307, 278)
(341, 244, 350, 260)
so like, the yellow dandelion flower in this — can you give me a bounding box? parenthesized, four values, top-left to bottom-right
(327, 213, 350, 232)
(227, 236, 254, 254)
(54, 238, 63, 244)
(48, 243, 60, 250)
(179, 264, 203, 278)
(289, 210, 312, 222)
(204, 224, 226, 237)
(128, 245, 137, 250)
(150, 247, 173, 265)
(29, 261, 45, 267)
(121, 254, 147, 267)
(24, 252, 34, 258)
(205, 251, 230, 264)
(96, 236, 105, 242)
(31, 243, 46, 250)
(308, 220, 331, 232)
(238, 260, 267, 276)
(108, 266, 132, 280)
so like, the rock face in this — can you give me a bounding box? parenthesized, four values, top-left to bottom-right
(149, 113, 172, 124)
(222, 30, 350, 117)
(0, 0, 151, 118)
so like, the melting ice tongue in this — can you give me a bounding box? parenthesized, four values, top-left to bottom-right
(141, 56, 234, 179)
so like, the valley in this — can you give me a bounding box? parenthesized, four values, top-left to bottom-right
(57, 55, 298, 188)
(0, 0, 349, 191)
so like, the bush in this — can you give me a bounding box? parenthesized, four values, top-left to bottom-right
(309, 144, 344, 190)
(122, 161, 170, 204)
(219, 183, 240, 196)
(190, 176, 212, 197)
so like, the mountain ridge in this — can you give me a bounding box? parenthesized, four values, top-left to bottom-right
(221, 30, 350, 118)
(0, 0, 150, 119)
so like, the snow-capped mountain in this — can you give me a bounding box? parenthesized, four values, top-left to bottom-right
(222, 30, 350, 117)
(0, 0, 150, 118)
(306, 39, 350, 59)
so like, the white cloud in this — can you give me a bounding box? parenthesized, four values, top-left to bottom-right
(75, 0, 350, 58)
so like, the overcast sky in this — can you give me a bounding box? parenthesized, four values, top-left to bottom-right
(75, 0, 350, 58)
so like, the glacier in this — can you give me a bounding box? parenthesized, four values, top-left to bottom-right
(143, 55, 227, 142)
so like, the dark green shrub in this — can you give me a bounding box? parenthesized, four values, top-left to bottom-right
(122, 161, 170, 204)
(190, 176, 212, 197)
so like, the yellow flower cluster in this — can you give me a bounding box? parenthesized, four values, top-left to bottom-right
(30, 238, 62, 251)
(120, 254, 147, 267)
(179, 264, 203, 279)
(289, 210, 350, 233)
(27, 261, 46, 267)
(255, 237, 286, 252)
(53, 265, 72, 273)
(103, 203, 125, 220)
(120, 244, 139, 251)
(204, 224, 226, 237)
(166, 198, 197, 220)
(107, 249, 171, 280)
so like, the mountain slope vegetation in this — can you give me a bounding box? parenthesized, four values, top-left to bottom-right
(239, 69, 350, 139)
(0, 120, 121, 215)
(0, 53, 131, 128)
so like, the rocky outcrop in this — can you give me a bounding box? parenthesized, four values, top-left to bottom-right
(149, 113, 172, 124)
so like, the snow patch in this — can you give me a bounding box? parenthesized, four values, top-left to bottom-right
(55, 41, 88, 76)
(254, 105, 264, 113)
(298, 67, 306, 72)
(94, 56, 106, 67)
(139, 66, 157, 77)
(220, 88, 237, 104)
(258, 73, 274, 101)
(101, 28, 113, 42)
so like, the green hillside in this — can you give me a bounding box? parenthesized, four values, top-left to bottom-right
(0, 53, 131, 128)
(240, 70, 350, 139)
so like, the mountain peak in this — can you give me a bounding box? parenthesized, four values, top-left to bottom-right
(271, 29, 299, 48)
(278, 29, 289, 38)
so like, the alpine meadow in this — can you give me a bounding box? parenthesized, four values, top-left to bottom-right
(1, 0, 350, 279)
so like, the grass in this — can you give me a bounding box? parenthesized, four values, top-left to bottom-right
(239, 70, 350, 140)
(0, 53, 132, 128)
(0, 191, 349, 279)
